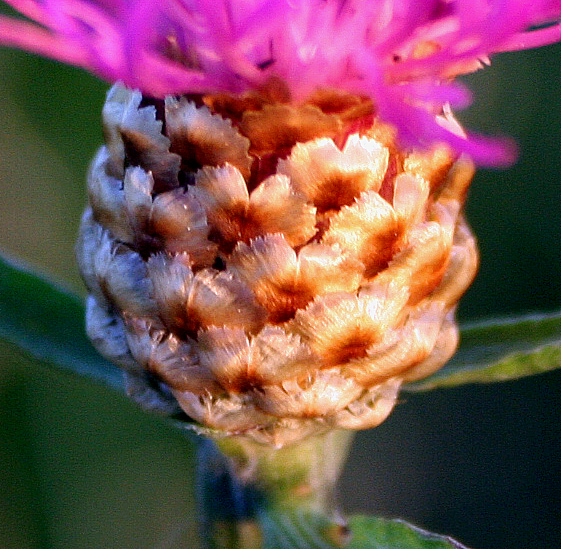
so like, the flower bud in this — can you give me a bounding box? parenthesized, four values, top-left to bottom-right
(77, 84, 478, 447)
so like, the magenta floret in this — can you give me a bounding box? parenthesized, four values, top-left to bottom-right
(1, 0, 561, 164)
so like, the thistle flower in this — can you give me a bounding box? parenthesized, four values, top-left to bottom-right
(3, 0, 561, 446)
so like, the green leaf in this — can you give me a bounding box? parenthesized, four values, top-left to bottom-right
(406, 311, 561, 391)
(259, 510, 470, 549)
(347, 516, 470, 549)
(0, 252, 124, 391)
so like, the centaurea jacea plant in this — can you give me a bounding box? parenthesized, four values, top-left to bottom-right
(2, 1, 561, 547)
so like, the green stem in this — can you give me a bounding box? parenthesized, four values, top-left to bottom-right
(196, 430, 354, 549)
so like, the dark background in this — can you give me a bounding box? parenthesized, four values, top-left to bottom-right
(0, 40, 560, 548)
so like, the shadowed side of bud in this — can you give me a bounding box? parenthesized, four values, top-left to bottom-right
(77, 84, 478, 447)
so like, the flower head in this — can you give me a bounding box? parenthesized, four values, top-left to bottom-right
(77, 84, 479, 446)
(1, 0, 561, 163)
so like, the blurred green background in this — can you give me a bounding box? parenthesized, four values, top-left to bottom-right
(0, 41, 560, 549)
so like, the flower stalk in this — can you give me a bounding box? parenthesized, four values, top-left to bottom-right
(196, 429, 354, 549)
